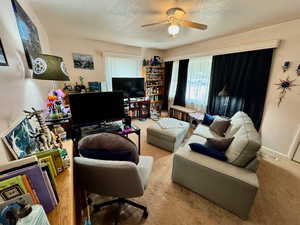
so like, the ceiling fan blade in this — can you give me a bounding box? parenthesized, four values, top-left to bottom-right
(141, 20, 169, 27)
(181, 20, 208, 30)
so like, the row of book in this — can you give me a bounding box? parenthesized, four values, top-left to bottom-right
(0, 149, 70, 213)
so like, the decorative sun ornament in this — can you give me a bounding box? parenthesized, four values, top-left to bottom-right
(274, 77, 298, 107)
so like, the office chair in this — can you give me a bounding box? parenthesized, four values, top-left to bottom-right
(74, 155, 153, 225)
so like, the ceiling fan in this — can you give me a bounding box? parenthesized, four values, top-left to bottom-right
(141, 7, 207, 36)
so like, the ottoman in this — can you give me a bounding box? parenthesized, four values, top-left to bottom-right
(147, 118, 190, 152)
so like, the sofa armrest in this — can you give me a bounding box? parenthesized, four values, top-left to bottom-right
(172, 147, 259, 219)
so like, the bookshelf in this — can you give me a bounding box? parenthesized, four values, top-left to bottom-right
(144, 65, 165, 117)
(169, 105, 197, 122)
(124, 98, 150, 119)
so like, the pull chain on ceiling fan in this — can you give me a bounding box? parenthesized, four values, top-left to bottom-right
(142, 7, 207, 36)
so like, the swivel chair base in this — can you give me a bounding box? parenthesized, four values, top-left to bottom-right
(93, 198, 148, 225)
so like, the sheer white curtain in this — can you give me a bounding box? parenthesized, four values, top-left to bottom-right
(104, 56, 141, 91)
(168, 60, 179, 108)
(185, 56, 212, 112)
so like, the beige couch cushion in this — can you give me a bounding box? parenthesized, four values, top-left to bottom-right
(176, 135, 259, 187)
(193, 124, 220, 139)
(226, 123, 261, 167)
(225, 111, 253, 137)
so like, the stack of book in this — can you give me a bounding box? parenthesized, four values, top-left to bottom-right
(0, 149, 68, 213)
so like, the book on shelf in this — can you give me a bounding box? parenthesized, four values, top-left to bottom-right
(38, 156, 57, 178)
(21, 175, 40, 204)
(0, 156, 38, 175)
(35, 149, 64, 174)
(41, 164, 59, 203)
(0, 176, 27, 201)
(0, 165, 56, 212)
(42, 170, 58, 207)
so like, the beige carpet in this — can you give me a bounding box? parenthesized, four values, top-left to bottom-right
(92, 119, 300, 225)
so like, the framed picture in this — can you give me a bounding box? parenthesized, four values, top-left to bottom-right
(11, 0, 42, 69)
(72, 53, 94, 70)
(1, 118, 39, 159)
(0, 39, 8, 66)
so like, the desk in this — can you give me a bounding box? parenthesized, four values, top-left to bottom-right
(47, 141, 75, 225)
(119, 123, 141, 154)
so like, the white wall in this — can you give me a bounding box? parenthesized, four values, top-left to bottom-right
(165, 19, 300, 157)
(49, 36, 165, 85)
(0, 0, 56, 163)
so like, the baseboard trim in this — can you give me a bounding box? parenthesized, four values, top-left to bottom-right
(259, 146, 289, 160)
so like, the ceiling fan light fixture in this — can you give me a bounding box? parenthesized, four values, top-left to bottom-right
(168, 24, 180, 36)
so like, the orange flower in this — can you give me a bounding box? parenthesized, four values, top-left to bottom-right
(47, 102, 53, 107)
(48, 96, 57, 101)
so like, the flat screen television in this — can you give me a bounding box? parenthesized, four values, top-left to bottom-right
(69, 92, 125, 126)
(112, 78, 145, 98)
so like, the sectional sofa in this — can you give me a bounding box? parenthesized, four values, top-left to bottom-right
(172, 111, 261, 219)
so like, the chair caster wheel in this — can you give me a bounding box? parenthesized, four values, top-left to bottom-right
(143, 210, 148, 219)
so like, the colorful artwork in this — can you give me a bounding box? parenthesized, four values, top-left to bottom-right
(2, 118, 39, 159)
(72, 53, 94, 70)
(0, 39, 8, 66)
(11, 0, 42, 69)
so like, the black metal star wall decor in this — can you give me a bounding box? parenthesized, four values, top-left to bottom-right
(274, 77, 298, 107)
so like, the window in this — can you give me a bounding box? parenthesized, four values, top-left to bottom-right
(168, 60, 179, 107)
(185, 56, 212, 112)
(104, 56, 141, 91)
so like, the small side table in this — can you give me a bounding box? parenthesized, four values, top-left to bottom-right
(118, 123, 141, 155)
(188, 112, 204, 127)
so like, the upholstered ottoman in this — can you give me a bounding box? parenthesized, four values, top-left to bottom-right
(147, 118, 190, 152)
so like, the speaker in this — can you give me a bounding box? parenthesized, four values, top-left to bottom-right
(123, 116, 131, 128)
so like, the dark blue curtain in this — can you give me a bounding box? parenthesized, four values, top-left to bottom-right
(207, 48, 274, 129)
(174, 59, 189, 106)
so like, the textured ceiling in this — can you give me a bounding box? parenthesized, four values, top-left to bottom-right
(28, 0, 300, 49)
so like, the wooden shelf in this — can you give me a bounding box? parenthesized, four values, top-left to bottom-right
(146, 85, 164, 88)
(147, 93, 163, 96)
(144, 65, 164, 68)
(47, 140, 75, 225)
(151, 99, 163, 103)
(145, 72, 164, 74)
(146, 79, 163, 81)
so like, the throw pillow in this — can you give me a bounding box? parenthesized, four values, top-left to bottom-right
(202, 113, 215, 126)
(209, 118, 231, 137)
(189, 143, 227, 161)
(205, 137, 234, 152)
(78, 132, 139, 164)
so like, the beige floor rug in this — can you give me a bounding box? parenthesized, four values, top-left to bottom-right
(91, 119, 300, 225)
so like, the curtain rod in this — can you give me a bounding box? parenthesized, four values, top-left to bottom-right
(164, 39, 281, 61)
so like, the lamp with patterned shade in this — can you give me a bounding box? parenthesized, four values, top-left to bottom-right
(32, 54, 70, 81)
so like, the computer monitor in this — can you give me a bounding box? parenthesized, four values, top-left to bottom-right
(69, 92, 125, 126)
(112, 78, 145, 98)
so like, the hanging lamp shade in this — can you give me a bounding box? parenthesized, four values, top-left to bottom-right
(32, 54, 70, 81)
(218, 86, 230, 97)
